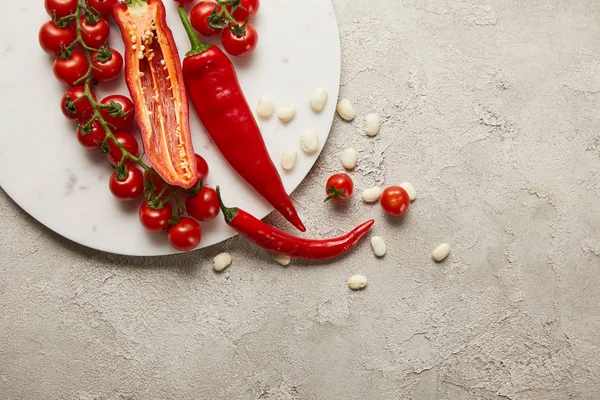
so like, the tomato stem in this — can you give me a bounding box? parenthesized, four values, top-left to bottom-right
(178, 6, 212, 56)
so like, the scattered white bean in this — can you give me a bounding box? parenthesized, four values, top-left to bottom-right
(272, 253, 291, 266)
(341, 148, 358, 170)
(256, 97, 275, 119)
(300, 129, 319, 155)
(277, 104, 296, 123)
(281, 147, 297, 171)
(309, 87, 328, 112)
(361, 187, 382, 203)
(336, 99, 356, 121)
(365, 113, 381, 137)
(399, 181, 417, 201)
(347, 274, 368, 290)
(370, 236, 387, 257)
(213, 253, 232, 272)
(432, 243, 451, 262)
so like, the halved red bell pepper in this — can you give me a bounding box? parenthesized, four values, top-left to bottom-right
(113, 0, 198, 189)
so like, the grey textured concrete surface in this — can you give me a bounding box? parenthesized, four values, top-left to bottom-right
(2, 1, 600, 399)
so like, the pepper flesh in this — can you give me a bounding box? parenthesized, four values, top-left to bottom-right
(113, 0, 198, 189)
(178, 6, 306, 232)
(217, 187, 374, 260)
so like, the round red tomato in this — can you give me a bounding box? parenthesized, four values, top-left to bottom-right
(139, 202, 173, 232)
(168, 217, 202, 251)
(86, 0, 119, 17)
(221, 21, 258, 57)
(190, 1, 222, 37)
(380, 186, 410, 217)
(239, 0, 259, 17)
(107, 133, 139, 166)
(39, 21, 75, 55)
(61, 86, 96, 121)
(77, 122, 106, 149)
(195, 154, 209, 181)
(91, 49, 123, 81)
(186, 186, 219, 222)
(100, 95, 135, 132)
(325, 173, 354, 203)
(109, 165, 144, 201)
(53, 50, 89, 86)
(45, 0, 78, 19)
(80, 16, 110, 49)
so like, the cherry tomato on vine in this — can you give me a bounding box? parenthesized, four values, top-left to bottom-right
(39, 21, 75, 55)
(186, 186, 220, 222)
(86, 0, 119, 17)
(221, 22, 258, 57)
(77, 121, 106, 149)
(45, 0, 78, 19)
(100, 95, 135, 132)
(238, 0, 260, 17)
(53, 50, 89, 86)
(109, 165, 144, 201)
(325, 173, 354, 203)
(168, 218, 202, 251)
(380, 186, 410, 217)
(195, 154, 209, 181)
(139, 202, 173, 232)
(61, 86, 96, 121)
(107, 133, 139, 166)
(190, 1, 222, 37)
(80, 16, 110, 49)
(91, 48, 123, 82)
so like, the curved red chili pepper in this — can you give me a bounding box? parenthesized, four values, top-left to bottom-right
(177, 7, 306, 232)
(216, 187, 374, 260)
(113, 0, 199, 189)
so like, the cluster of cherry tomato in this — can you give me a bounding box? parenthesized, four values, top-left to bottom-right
(325, 174, 411, 217)
(40, 0, 221, 252)
(178, 0, 260, 57)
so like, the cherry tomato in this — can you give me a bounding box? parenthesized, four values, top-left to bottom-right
(139, 202, 173, 232)
(186, 186, 220, 222)
(39, 21, 75, 55)
(325, 173, 354, 203)
(86, 0, 119, 17)
(77, 121, 106, 149)
(174, 0, 195, 4)
(107, 133, 139, 166)
(195, 154, 209, 181)
(380, 186, 410, 217)
(109, 165, 144, 201)
(100, 95, 135, 132)
(168, 218, 202, 251)
(53, 50, 89, 86)
(190, 1, 222, 37)
(231, 6, 249, 21)
(61, 86, 96, 121)
(91, 49, 123, 82)
(45, 0, 78, 19)
(239, 0, 259, 17)
(80, 16, 110, 49)
(221, 22, 258, 57)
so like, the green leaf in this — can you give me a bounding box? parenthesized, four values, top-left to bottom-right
(107, 101, 127, 118)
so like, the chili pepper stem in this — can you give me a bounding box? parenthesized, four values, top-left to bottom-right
(215, 186, 238, 224)
(178, 6, 212, 56)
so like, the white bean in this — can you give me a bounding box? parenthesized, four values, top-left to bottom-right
(213, 253, 232, 272)
(361, 187, 382, 203)
(272, 253, 291, 266)
(365, 113, 381, 136)
(256, 97, 275, 119)
(309, 87, 328, 112)
(281, 147, 297, 171)
(399, 181, 417, 201)
(300, 129, 319, 155)
(277, 104, 296, 123)
(347, 274, 368, 290)
(370, 236, 386, 257)
(432, 243, 451, 262)
(336, 99, 356, 121)
(341, 148, 358, 170)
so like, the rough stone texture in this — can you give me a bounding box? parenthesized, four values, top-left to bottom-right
(2, 1, 600, 399)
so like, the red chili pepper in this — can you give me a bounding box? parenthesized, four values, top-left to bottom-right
(216, 187, 374, 260)
(177, 6, 306, 232)
(113, 0, 199, 189)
